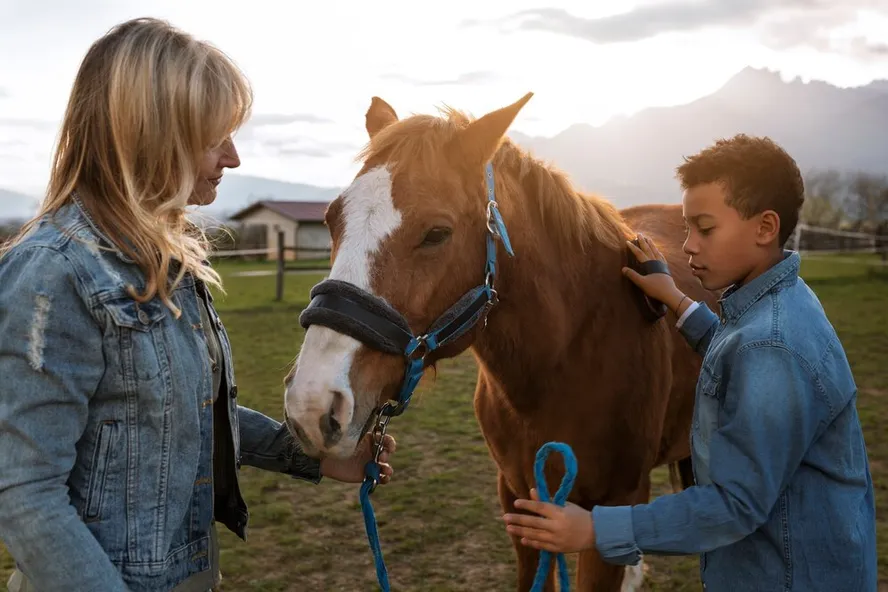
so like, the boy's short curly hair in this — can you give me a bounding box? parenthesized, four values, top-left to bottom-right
(676, 134, 805, 246)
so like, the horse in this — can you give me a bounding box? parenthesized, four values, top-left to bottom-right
(283, 92, 720, 591)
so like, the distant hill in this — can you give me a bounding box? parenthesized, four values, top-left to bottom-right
(0, 189, 40, 223)
(0, 176, 343, 225)
(509, 67, 888, 206)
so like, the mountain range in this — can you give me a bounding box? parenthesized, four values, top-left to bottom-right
(1, 66, 886, 223)
(508, 66, 888, 206)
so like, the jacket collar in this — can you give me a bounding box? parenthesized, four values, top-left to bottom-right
(70, 191, 137, 264)
(718, 250, 800, 322)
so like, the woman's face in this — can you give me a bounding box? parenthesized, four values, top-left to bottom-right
(191, 136, 240, 206)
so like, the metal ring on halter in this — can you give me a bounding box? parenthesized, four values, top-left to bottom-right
(406, 334, 430, 361)
(486, 201, 501, 237)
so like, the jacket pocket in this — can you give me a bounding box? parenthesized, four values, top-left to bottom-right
(84, 420, 118, 521)
(693, 366, 720, 429)
(100, 295, 168, 382)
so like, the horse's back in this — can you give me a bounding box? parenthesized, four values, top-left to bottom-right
(620, 203, 720, 468)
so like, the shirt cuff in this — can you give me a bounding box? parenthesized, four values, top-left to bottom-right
(591, 505, 642, 566)
(675, 300, 699, 329)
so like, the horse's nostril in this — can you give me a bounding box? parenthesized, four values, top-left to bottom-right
(286, 416, 310, 446)
(319, 390, 344, 446)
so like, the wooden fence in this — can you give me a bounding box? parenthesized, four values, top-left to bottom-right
(273, 230, 331, 301)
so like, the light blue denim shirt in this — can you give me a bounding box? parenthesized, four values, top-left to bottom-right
(0, 197, 321, 591)
(593, 251, 877, 591)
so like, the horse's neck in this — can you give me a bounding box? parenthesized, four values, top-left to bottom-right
(470, 197, 626, 410)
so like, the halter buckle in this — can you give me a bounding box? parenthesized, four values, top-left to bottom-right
(367, 407, 395, 493)
(486, 201, 501, 237)
(406, 334, 430, 361)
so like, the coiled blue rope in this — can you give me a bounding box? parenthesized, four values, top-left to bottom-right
(530, 441, 578, 592)
(359, 439, 577, 592)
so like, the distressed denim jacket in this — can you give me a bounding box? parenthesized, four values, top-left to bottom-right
(593, 251, 877, 591)
(0, 197, 321, 591)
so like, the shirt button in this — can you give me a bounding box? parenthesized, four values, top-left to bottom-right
(231, 385, 238, 398)
(137, 310, 150, 324)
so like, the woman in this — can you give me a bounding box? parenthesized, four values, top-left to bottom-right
(0, 17, 395, 591)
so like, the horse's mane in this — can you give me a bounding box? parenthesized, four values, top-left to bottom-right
(356, 106, 634, 253)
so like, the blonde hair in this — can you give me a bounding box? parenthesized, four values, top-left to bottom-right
(2, 17, 252, 316)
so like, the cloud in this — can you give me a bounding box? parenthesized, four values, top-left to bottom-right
(248, 113, 333, 126)
(0, 139, 28, 149)
(235, 133, 359, 160)
(758, 5, 888, 57)
(275, 146, 332, 158)
(467, 1, 882, 54)
(235, 113, 335, 145)
(262, 136, 357, 152)
(0, 118, 58, 130)
(379, 70, 498, 86)
(465, 2, 779, 43)
(861, 41, 888, 56)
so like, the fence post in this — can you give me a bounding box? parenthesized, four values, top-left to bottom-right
(879, 225, 887, 262)
(791, 223, 803, 252)
(275, 230, 285, 301)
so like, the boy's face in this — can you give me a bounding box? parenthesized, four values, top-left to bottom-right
(681, 182, 774, 291)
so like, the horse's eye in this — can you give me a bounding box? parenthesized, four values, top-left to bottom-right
(420, 227, 452, 247)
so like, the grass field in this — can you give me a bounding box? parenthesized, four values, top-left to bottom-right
(1, 254, 885, 591)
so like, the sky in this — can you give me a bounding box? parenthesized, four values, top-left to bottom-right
(2, 0, 888, 196)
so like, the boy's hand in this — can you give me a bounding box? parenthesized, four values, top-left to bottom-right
(319, 431, 396, 484)
(622, 233, 686, 313)
(502, 488, 596, 553)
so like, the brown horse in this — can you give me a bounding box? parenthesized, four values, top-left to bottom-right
(283, 93, 719, 591)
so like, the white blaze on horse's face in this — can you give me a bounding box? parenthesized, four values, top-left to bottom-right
(284, 165, 402, 457)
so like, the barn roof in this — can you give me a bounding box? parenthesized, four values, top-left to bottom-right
(229, 200, 330, 223)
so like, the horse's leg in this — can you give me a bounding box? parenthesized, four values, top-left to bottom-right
(577, 474, 652, 592)
(620, 473, 651, 592)
(498, 471, 555, 592)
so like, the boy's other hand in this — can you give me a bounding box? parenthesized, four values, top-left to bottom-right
(502, 488, 596, 554)
(622, 233, 687, 313)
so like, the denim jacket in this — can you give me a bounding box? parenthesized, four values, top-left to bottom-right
(0, 197, 321, 591)
(593, 251, 877, 591)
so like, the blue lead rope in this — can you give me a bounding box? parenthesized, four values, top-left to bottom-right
(359, 461, 390, 591)
(358, 358, 425, 592)
(530, 442, 578, 592)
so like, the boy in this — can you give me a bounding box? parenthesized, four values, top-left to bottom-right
(502, 134, 877, 591)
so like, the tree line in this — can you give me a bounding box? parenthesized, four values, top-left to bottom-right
(802, 169, 888, 233)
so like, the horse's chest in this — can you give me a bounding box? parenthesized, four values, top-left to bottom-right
(474, 387, 541, 490)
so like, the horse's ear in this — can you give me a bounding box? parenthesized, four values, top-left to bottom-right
(366, 97, 398, 138)
(454, 92, 533, 165)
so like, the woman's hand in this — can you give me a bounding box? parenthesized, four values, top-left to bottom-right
(622, 233, 687, 314)
(319, 431, 396, 484)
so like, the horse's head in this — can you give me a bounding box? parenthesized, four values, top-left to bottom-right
(283, 92, 533, 458)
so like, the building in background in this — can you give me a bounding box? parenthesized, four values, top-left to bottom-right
(228, 200, 331, 260)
